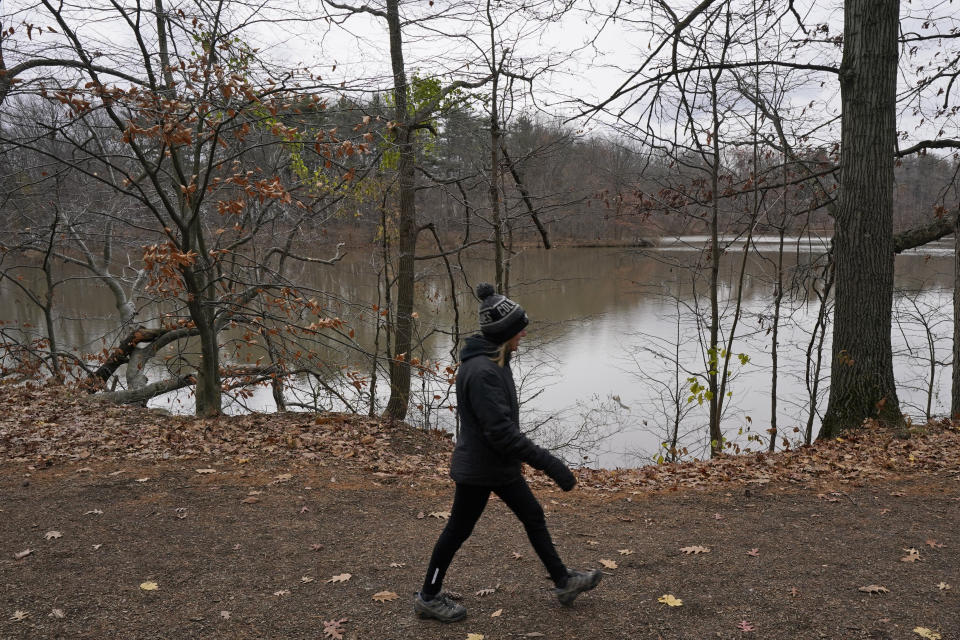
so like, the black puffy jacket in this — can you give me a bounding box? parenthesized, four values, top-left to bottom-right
(449, 335, 569, 487)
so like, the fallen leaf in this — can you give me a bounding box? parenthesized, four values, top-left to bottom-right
(49, 608, 65, 619)
(220, 611, 231, 620)
(511, 552, 522, 560)
(274, 473, 293, 484)
(914, 628, 941, 640)
(586, 540, 599, 546)
(680, 545, 710, 555)
(858, 585, 889, 594)
(13, 549, 33, 560)
(523, 634, 545, 638)
(737, 620, 755, 632)
(937, 582, 951, 591)
(136, 477, 149, 483)
(476, 587, 496, 597)
(44, 531, 62, 540)
(658, 594, 683, 607)
(300, 576, 315, 584)
(372, 591, 399, 602)
(92, 544, 102, 550)
(789, 587, 800, 597)
(746, 548, 760, 557)
(890, 491, 906, 497)
(84, 509, 103, 515)
(466, 634, 485, 640)
(416, 511, 426, 519)
(429, 511, 451, 520)
(389, 562, 405, 568)
(618, 549, 634, 556)
(713, 513, 723, 520)
(139, 581, 159, 591)
(491, 609, 503, 617)
(901, 548, 921, 562)
(10, 610, 28, 622)
(322, 617, 348, 639)
(311, 544, 323, 552)
(326, 573, 352, 583)
(196, 468, 216, 474)
(599, 559, 618, 569)
(241, 496, 260, 504)
(273, 589, 290, 597)
(925, 539, 944, 549)
(299, 506, 310, 514)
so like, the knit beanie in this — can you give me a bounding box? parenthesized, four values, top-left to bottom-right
(476, 282, 529, 344)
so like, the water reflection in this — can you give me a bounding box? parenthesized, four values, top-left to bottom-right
(1, 239, 955, 467)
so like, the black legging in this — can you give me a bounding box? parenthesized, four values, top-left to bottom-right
(421, 477, 568, 597)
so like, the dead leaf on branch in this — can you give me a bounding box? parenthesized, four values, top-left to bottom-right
(372, 591, 399, 602)
(326, 573, 352, 583)
(599, 559, 618, 569)
(322, 617, 348, 640)
(680, 545, 710, 555)
(858, 585, 889, 594)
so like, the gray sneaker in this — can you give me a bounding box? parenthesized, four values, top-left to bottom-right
(552, 569, 602, 606)
(414, 592, 467, 622)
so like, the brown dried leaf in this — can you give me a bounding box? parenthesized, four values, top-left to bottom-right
(680, 545, 710, 555)
(372, 591, 399, 602)
(475, 587, 496, 597)
(858, 584, 889, 594)
(326, 573, 352, 583)
(599, 559, 618, 569)
(13, 549, 33, 560)
(44, 531, 62, 540)
(322, 617, 348, 640)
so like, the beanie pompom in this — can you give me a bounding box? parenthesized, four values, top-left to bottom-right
(476, 282, 496, 300)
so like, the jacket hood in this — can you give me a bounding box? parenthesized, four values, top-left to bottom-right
(459, 334, 502, 362)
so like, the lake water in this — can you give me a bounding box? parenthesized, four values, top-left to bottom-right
(2, 238, 954, 467)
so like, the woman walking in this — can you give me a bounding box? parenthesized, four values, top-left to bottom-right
(414, 283, 602, 623)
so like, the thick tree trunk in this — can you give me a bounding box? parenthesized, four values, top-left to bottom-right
(952, 217, 960, 417)
(820, 0, 902, 438)
(383, 0, 415, 421)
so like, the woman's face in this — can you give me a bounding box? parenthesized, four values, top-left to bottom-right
(506, 329, 527, 352)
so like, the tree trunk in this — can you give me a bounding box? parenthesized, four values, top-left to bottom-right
(383, 0, 416, 421)
(952, 215, 960, 417)
(191, 300, 222, 417)
(820, 0, 902, 438)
